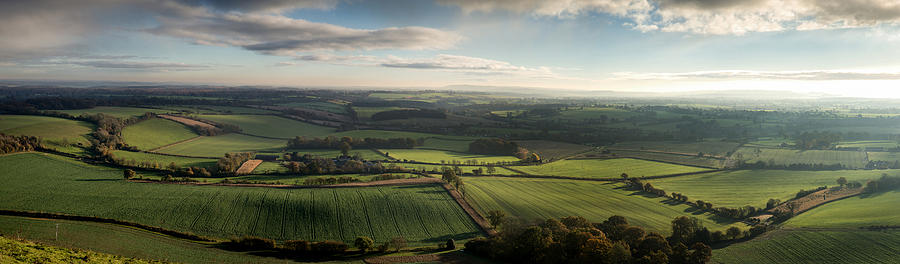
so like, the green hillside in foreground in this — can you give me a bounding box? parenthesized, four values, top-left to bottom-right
(0, 235, 155, 264)
(787, 190, 900, 228)
(712, 230, 900, 264)
(0, 153, 481, 244)
(464, 177, 746, 234)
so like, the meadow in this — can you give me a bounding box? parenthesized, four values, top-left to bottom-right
(122, 118, 198, 150)
(110, 150, 217, 168)
(55, 106, 169, 118)
(648, 169, 890, 208)
(464, 177, 744, 234)
(606, 150, 723, 168)
(866, 151, 900, 162)
(399, 163, 521, 175)
(278, 101, 347, 114)
(836, 140, 900, 149)
(787, 190, 900, 228)
(611, 141, 742, 157)
(156, 134, 286, 157)
(331, 129, 445, 139)
(513, 158, 711, 179)
(0, 153, 482, 244)
(712, 229, 900, 264)
(198, 115, 335, 139)
(734, 147, 868, 169)
(419, 138, 472, 152)
(352, 107, 411, 119)
(517, 140, 593, 160)
(381, 149, 520, 164)
(0, 115, 93, 154)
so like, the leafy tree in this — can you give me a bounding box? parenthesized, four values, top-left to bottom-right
(446, 238, 456, 250)
(340, 142, 352, 157)
(388, 237, 407, 252)
(123, 169, 136, 180)
(670, 216, 702, 245)
(726, 226, 742, 240)
(487, 210, 506, 228)
(689, 242, 712, 263)
(485, 166, 496, 174)
(837, 177, 848, 188)
(354, 236, 374, 252)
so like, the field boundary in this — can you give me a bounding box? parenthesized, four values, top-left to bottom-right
(140, 149, 219, 160)
(146, 135, 204, 152)
(607, 148, 728, 160)
(128, 177, 445, 189)
(462, 169, 721, 182)
(440, 184, 496, 236)
(591, 154, 722, 170)
(0, 209, 216, 242)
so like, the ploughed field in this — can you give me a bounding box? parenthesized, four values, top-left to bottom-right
(513, 158, 711, 179)
(0, 153, 481, 244)
(464, 177, 745, 234)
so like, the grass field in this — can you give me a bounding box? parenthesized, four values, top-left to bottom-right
(648, 169, 890, 208)
(279, 102, 348, 114)
(122, 118, 198, 150)
(110, 150, 217, 168)
(464, 177, 744, 234)
(0, 153, 481, 244)
(712, 229, 900, 264)
(156, 134, 286, 157)
(0, 115, 93, 155)
(331, 130, 445, 139)
(198, 115, 335, 139)
(176, 173, 422, 184)
(382, 149, 520, 164)
(353, 107, 412, 119)
(836, 140, 900, 149)
(55, 106, 169, 118)
(0, 234, 154, 264)
(517, 140, 593, 161)
(514, 158, 711, 179)
(606, 150, 724, 168)
(734, 147, 868, 169)
(419, 138, 472, 152)
(0, 216, 297, 264)
(787, 190, 900, 228)
(612, 141, 741, 157)
(866, 151, 900, 162)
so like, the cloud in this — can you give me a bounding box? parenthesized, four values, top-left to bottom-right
(175, 0, 336, 12)
(70, 60, 208, 69)
(440, 0, 900, 35)
(381, 54, 556, 77)
(612, 69, 900, 80)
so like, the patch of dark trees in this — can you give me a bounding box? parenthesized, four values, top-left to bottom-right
(864, 174, 900, 193)
(0, 133, 42, 154)
(282, 152, 405, 175)
(468, 138, 520, 156)
(465, 215, 717, 264)
(215, 152, 253, 175)
(866, 160, 900, 170)
(223, 235, 413, 261)
(793, 131, 841, 150)
(370, 109, 446, 121)
(287, 136, 422, 149)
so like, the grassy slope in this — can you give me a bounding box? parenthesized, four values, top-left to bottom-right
(199, 114, 335, 139)
(787, 190, 900, 228)
(55, 106, 168, 118)
(420, 138, 472, 152)
(0, 153, 481, 244)
(464, 177, 744, 234)
(712, 229, 900, 264)
(514, 158, 711, 179)
(734, 147, 868, 168)
(0, 216, 299, 264)
(648, 169, 890, 208)
(0, 115, 93, 155)
(157, 134, 286, 157)
(383, 149, 520, 164)
(110, 150, 217, 168)
(612, 141, 741, 156)
(122, 118, 198, 150)
(0, 235, 155, 264)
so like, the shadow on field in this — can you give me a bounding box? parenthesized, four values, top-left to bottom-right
(422, 231, 482, 243)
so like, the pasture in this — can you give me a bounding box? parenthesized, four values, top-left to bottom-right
(648, 169, 889, 208)
(606, 149, 723, 168)
(122, 118, 198, 150)
(0, 115, 93, 154)
(353, 107, 411, 120)
(517, 140, 593, 160)
(419, 138, 472, 152)
(55, 106, 168, 118)
(733, 147, 868, 169)
(612, 141, 741, 157)
(0, 153, 481, 244)
(198, 115, 335, 139)
(0, 215, 291, 264)
(382, 149, 520, 164)
(464, 177, 744, 234)
(110, 150, 217, 168)
(868, 151, 900, 162)
(0, 234, 152, 264)
(712, 230, 900, 264)
(156, 134, 286, 157)
(513, 158, 711, 179)
(787, 190, 900, 228)
(278, 101, 347, 114)
(836, 140, 899, 149)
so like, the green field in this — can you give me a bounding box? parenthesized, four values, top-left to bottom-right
(0, 216, 294, 264)
(648, 169, 889, 208)
(110, 150, 217, 168)
(464, 177, 744, 234)
(0, 115, 93, 154)
(280, 101, 347, 114)
(187, 173, 421, 185)
(353, 107, 411, 119)
(331, 130, 445, 139)
(122, 118, 198, 150)
(607, 149, 724, 168)
(382, 149, 520, 164)
(836, 140, 900, 149)
(0, 153, 481, 244)
(517, 140, 593, 161)
(55, 106, 169, 118)
(612, 141, 741, 156)
(198, 115, 335, 139)
(514, 158, 711, 179)
(712, 229, 900, 264)
(419, 138, 472, 152)
(734, 147, 868, 169)
(787, 190, 900, 228)
(867, 151, 900, 163)
(0, 234, 154, 264)
(156, 134, 286, 157)
(398, 163, 521, 175)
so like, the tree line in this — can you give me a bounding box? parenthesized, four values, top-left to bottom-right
(0, 133, 41, 154)
(283, 152, 405, 175)
(216, 152, 253, 175)
(370, 108, 446, 121)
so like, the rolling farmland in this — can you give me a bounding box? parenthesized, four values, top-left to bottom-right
(734, 147, 868, 169)
(712, 230, 900, 264)
(787, 190, 900, 228)
(122, 118, 198, 150)
(420, 138, 472, 152)
(648, 169, 889, 208)
(514, 158, 711, 179)
(517, 140, 593, 160)
(0, 153, 481, 244)
(331, 129, 444, 139)
(382, 149, 520, 164)
(612, 141, 742, 157)
(156, 134, 286, 157)
(198, 115, 335, 139)
(110, 150, 217, 168)
(55, 106, 169, 118)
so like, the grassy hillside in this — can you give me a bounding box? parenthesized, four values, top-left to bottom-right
(514, 158, 711, 179)
(420, 138, 472, 152)
(156, 134, 286, 157)
(464, 177, 744, 234)
(123, 118, 198, 150)
(0, 153, 481, 244)
(110, 150, 217, 168)
(712, 230, 900, 264)
(612, 141, 741, 156)
(787, 190, 900, 228)
(0, 235, 155, 264)
(734, 147, 868, 169)
(198, 115, 335, 139)
(383, 149, 520, 164)
(0, 215, 297, 264)
(648, 169, 889, 208)
(0, 115, 93, 155)
(55, 106, 168, 118)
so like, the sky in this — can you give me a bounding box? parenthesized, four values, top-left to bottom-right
(2, 0, 900, 97)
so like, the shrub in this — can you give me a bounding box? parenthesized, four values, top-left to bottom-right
(283, 240, 310, 253)
(354, 236, 374, 252)
(446, 238, 456, 250)
(230, 236, 275, 250)
(311, 241, 349, 255)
